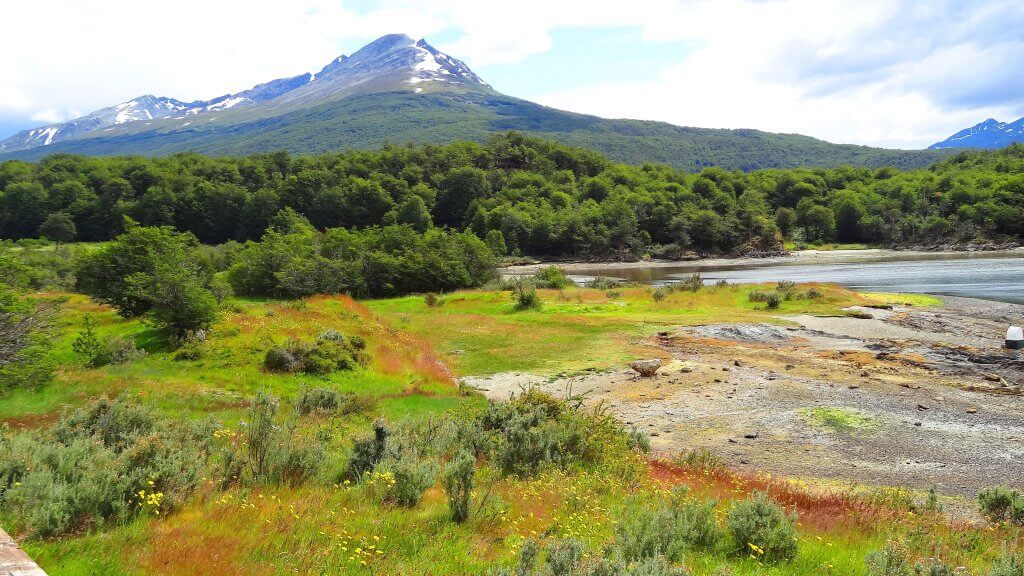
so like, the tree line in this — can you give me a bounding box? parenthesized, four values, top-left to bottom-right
(2, 133, 1024, 257)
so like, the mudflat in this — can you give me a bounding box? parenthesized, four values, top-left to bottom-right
(466, 295, 1024, 506)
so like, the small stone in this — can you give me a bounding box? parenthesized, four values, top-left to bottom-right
(966, 407, 978, 414)
(743, 432, 759, 439)
(914, 422, 922, 427)
(861, 371, 870, 377)
(848, 384, 860, 389)
(785, 364, 795, 370)
(983, 373, 1001, 382)
(733, 360, 742, 367)
(917, 404, 929, 411)
(728, 438, 737, 444)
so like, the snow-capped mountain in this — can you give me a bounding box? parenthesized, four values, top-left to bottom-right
(929, 117, 1024, 149)
(0, 34, 488, 153)
(0, 34, 947, 171)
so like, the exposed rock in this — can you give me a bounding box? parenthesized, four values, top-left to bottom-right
(630, 359, 662, 377)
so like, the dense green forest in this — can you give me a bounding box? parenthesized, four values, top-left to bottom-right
(2, 133, 1023, 259)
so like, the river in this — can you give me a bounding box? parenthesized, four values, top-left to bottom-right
(567, 252, 1024, 304)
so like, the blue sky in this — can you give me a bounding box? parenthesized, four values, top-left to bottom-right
(2, 0, 1023, 148)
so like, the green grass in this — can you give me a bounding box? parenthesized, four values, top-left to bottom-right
(4, 282, 1020, 576)
(367, 283, 878, 377)
(859, 291, 943, 307)
(800, 407, 879, 434)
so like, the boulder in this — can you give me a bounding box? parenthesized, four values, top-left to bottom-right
(630, 359, 662, 377)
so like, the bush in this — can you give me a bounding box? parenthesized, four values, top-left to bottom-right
(748, 290, 782, 309)
(534, 266, 572, 289)
(347, 421, 390, 480)
(295, 387, 342, 415)
(978, 486, 1024, 525)
(679, 273, 703, 292)
(652, 287, 668, 302)
(443, 449, 475, 523)
(73, 317, 146, 366)
(263, 332, 369, 375)
(990, 553, 1024, 576)
(424, 292, 441, 308)
(481, 391, 648, 478)
(586, 276, 625, 290)
(384, 454, 438, 507)
(866, 545, 911, 576)
(227, 393, 324, 487)
(513, 283, 542, 311)
(0, 397, 213, 538)
(615, 487, 721, 562)
(726, 491, 798, 562)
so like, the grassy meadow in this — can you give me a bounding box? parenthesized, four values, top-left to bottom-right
(2, 278, 1021, 576)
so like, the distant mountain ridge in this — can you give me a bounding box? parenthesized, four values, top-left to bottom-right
(929, 117, 1024, 149)
(1, 33, 949, 171)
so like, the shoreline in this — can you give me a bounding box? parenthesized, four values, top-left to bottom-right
(504, 247, 1024, 275)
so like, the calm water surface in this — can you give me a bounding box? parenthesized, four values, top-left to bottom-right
(570, 253, 1024, 304)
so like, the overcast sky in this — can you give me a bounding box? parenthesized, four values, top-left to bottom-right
(2, 0, 1022, 148)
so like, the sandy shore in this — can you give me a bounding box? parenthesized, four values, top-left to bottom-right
(505, 248, 1024, 275)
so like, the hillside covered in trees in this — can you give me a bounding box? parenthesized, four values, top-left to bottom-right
(2, 133, 1023, 259)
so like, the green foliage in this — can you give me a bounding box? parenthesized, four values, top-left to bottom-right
(75, 224, 218, 338)
(479, 391, 648, 478)
(0, 397, 213, 538)
(978, 486, 1024, 525)
(725, 491, 799, 562)
(6, 135, 1012, 264)
(614, 487, 722, 562)
(228, 225, 496, 299)
(866, 546, 912, 576)
(443, 449, 475, 523)
(228, 392, 323, 487)
(534, 266, 572, 289)
(989, 552, 1024, 576)
(264, 331, 369, 375)
(381, 453, 438, 508)
(0, 284, 54, 392)
(38, 212, 76, 243)
(347, 421, 390, 480)
(512, 281, 542, 311)
(748, 290, 782, 309)
(678, 273, 703, 292)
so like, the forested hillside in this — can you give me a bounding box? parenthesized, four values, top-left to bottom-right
(2, 133, 1022, 259)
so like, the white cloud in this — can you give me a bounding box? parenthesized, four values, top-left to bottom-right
(1, 0, 1022, 148)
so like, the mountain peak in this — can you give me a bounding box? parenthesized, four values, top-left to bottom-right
(929, 116, 1024, 149)
(1, 32, 490, 154)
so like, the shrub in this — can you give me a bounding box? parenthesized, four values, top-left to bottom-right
(171, 336, 204, 361)
(0, 397, 213, 538)
(978, 486, 1024, 525)
(546, 538, 585, 576)
(989, 553, 1024, 576)
(443, 449, 475, 523)
(748, 290, 783, 309)
(424, 292, 441, 308)
(726, 491, 798, 562)
(263, 333, 369, 375)
(229, 393, 324, 487)
(866, 545, 912, 576)
(347, 421, 390, 479)
(586, 276, 625, 290)
(607, 290, 623, 299)
(679, 273, 703, 292)
(615, 487, 722, 562)
(384, 454, 438, 507)
(295, 387, 342, 415)
(513, 283, 542, 311)
(652, 287, 668, 302)
(534, 266, 572, 289)
(73, 317, 147, 367)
